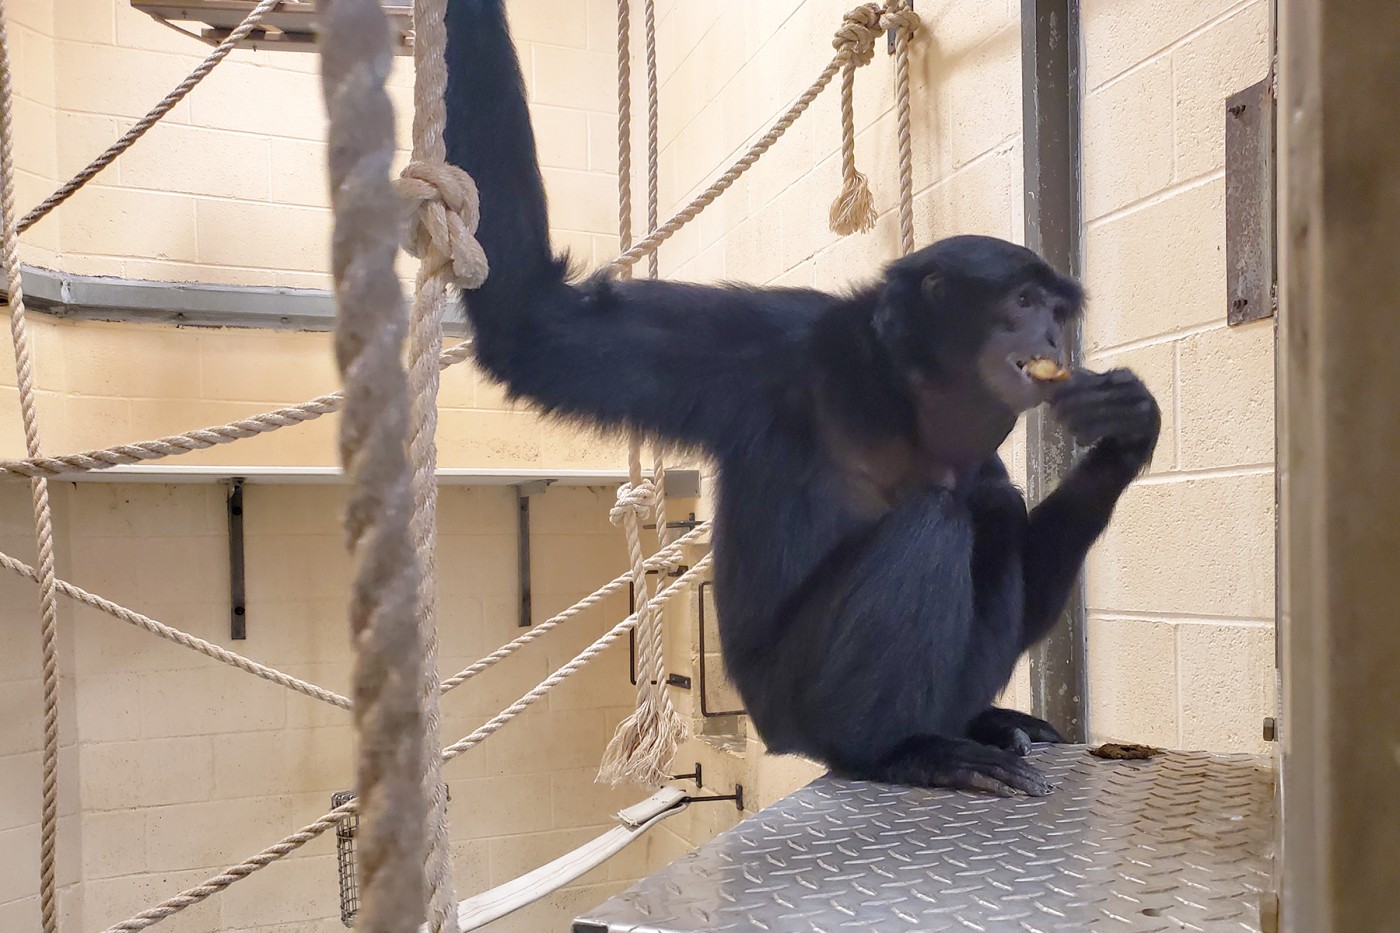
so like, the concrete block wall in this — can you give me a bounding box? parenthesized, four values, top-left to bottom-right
(1079, 0, 1276, 754)
(646, 1, 1033, 846)
(0, 0, 632, 473)
(0, 481, 658, 932)
(644, 0, 1276, 809)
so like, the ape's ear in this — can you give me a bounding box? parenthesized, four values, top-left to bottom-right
(920, 271, 944, 306)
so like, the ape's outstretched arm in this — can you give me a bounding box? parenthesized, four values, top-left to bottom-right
(444, 0, 835, 453)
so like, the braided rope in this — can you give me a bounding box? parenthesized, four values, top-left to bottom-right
(0, 341, 474, 479)
(321, 2, 426, 931)
(0, 547, 349, 708)
(0, 4, 61, 926)
(100, 553, 713, 932)
(883, 1, 920, 255)
(643, 0, 659, 280)
(615, 0, 633, 275)
(439, 523, 705, 692)
(603, 34, 865, 272)
(404, 0, 462, 925)
(444, 554, 710, 760)
(828, 4, 881, 235)
(598, 0, 685, 787)
(17, 0, 285, 236)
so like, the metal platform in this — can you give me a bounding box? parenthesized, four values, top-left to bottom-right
(574, 745, 1275, 932)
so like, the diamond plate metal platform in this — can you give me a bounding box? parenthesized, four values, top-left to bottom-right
(574, 745, 1275, 932)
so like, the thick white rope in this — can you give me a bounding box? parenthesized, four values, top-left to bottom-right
(0, 342, 474, 480)
(18, 0, 285, 235)
(398, 0, 492, 923)
(0, 4, 61, 927)
(0, 547, 349, 707)
(643, 0, 659, 282)
(444, 554, 710, 760)
(604, 5, 887, 272)
(320, 1, 426, 931)
(828, 5, 881, 235)
(882, 1, 920, 255)
(99, 554, 712, 933)
(597, 0, 686, 788)
(439, 523, 705, 692)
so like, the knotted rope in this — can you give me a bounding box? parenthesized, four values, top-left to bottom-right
(597, 0, 687, 787)
(18, 0, 285, 236)
(395, 160, 489, 287)
(398, 0, 465, 929)
(828, 3, 882, 235)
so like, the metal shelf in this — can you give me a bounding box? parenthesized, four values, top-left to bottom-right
(51, 465, 701, 495)
(574, 744, 1275, 933)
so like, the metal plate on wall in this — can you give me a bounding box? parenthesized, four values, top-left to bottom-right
(1226, 77, 1277, 325)
(574, 745, 1274, 933)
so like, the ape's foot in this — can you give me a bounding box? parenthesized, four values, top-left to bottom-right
(966, 707, 1065, 757)
(862, 735, 1053, 797)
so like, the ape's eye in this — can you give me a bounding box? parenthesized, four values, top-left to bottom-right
(1017, 290, 1034, 308)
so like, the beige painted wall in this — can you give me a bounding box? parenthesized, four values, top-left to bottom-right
(645, 0, 1276, 846)
(0, 482, 662, 932)
(0, 1, 654, 930)
(1079, 0, 1275, 754)
(0, 0, 1277, 928)
(1, 0, 631, 472)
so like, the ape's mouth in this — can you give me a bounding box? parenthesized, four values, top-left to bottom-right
(1015, 357, 1070, 383)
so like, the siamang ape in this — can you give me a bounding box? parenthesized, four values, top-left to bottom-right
(444, 0, 1160, 796)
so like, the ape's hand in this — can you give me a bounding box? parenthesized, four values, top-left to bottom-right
(1049, 368, 1160, 462)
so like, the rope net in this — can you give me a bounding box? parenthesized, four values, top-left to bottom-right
(0, 0, 921, 929)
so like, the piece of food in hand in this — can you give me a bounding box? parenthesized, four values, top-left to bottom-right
(1023, 358, 1070, 382)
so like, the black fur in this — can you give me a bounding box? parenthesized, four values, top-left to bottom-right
(445, 0, 1160, 796)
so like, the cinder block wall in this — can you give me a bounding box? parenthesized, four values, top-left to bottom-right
(0, 1, 666, 931)
(646, 0, 1035, 853)
(644, 0, 1277, 857)
(1079, 0, 1275, 754)
(1, 481, 655, 932)
(0, 0, 631, 472)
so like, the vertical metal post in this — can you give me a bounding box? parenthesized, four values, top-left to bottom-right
(227, 478, 246, 640)
(1021, 0, 1087, 740)
(515, 480, 550, 627)
(1276, 0, 1400, 929)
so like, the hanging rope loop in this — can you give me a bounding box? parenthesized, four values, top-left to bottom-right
(828, 3, 884, 236)
(395, 160, 489, 288)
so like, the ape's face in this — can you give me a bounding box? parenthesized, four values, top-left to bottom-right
(975, 280, 1077, 412)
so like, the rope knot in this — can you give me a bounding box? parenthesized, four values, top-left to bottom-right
(880, 4, 921, 36)
(833, 4, 882, 66)
(395, 160, 490, 288)
(610, 480, 658, 526)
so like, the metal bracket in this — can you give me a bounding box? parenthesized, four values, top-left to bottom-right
(227, 478, 246, 640)
(515, 480, 553, 627)
(1225, 76, 1278, 325)
(643, 511, 701, 533)
(687, 784, 744, 812)
(886, 0, 912, 53)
